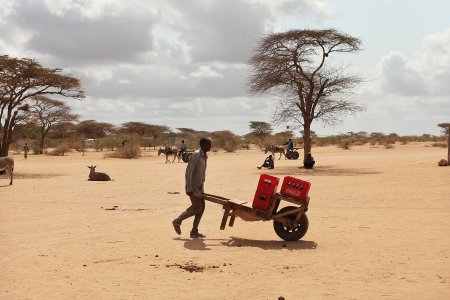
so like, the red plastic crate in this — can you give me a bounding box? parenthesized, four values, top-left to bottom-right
(280, 176, 311, 200)
(252, 174, 280, 211)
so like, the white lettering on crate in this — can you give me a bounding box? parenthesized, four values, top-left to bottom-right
(285, 187, 302, 198)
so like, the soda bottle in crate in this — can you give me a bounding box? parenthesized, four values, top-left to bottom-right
(280, 176, 311, 200)
(252, 174, 280, 211)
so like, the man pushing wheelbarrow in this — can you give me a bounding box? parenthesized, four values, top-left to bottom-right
(172, 138, 212, 239)
(172, 137, 311, 241)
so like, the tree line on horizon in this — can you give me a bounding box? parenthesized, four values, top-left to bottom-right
(8, 117, 447, 156)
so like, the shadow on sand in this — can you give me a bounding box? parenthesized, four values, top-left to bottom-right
(222, 237, 317, 250)
(3, 172, 67, 180)
(267, 165, 381, 177)
(173, 237, 215, 251)
(175, 237, 317, 251)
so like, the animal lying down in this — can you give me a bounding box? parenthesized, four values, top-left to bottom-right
(87, 165, 111, 181)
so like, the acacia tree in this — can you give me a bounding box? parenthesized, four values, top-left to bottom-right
(76, 120, 115, 139)
(0, 55, 84, 156)
(249, 121, 273, 144)
(248, 29, 363, 165)
(438, 123, 450, 163)
(119, 122, 169, 138)
(29, 96, 79, 154)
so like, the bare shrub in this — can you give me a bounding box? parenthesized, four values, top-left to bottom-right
(383, 142, 395, 149)
(47, 143, 71, 156)
(399, 137, 409, 145)
(105, 138, 141, 158)
(222, 143, 237, 152)
(106, 145, 141, 158)
(339, 139, 353, 150)
(431, 142, 447, 148)
(368, 139, 377, 146)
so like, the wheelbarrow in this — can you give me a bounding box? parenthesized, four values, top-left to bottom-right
(192, 175, 311, 241)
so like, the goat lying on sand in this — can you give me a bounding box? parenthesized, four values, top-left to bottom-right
(87, 165, 111, 181)
(0, 156, 14, 185)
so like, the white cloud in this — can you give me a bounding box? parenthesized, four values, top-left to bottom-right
(379, 29, 450, 97)
(379, 51, 427, 96)
(3, 0, 157, 66)
(189, 66, 223, 78)
(415, 29, 450, 96)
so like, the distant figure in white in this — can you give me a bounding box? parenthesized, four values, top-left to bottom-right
(87, 165, 111, 181)
(0, 156, 14, 185)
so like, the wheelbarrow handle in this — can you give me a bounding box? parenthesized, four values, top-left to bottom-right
(191, 192, 229, 205)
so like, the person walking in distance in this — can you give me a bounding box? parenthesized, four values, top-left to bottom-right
(172, 138, 212, 238)
(23, 143, 30, 159)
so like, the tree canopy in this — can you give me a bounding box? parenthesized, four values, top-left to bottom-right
(248, 29, 363, 164)
(28, 95, 79, 154)
(0, 55, 84, 155)
(76, 120, 115, 139)
(249, 121, 273, 139)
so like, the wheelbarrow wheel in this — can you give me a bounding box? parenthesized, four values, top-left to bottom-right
(273, 206, 309, 241)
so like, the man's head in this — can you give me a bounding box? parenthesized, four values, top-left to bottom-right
(199, 138, 212, 153)
(182, 140, 184, 143)
(269, 155, 273, 159)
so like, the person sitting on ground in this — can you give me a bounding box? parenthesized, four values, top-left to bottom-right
(303, 152, 315, 169)
(257, 155, 274, 169)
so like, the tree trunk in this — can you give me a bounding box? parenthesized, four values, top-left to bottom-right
(447, 126, 450, 163)
(303, 122, 312, 160)
(39, 127, 46, 155)
(0, 109, 13, 156)
(39, 138, 45, 155)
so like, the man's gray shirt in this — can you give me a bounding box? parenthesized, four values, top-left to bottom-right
(185, 148, 208, 194)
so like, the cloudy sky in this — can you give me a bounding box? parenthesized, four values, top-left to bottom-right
(1, 0, 449, 136)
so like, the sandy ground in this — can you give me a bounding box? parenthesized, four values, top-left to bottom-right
(1, 143, 449, 300)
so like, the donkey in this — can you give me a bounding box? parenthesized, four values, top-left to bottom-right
(264, 145, 286, 160)
(158, 146, 181, 163)
(87, 165, 111, 181)
(0, 156, 14, 185)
